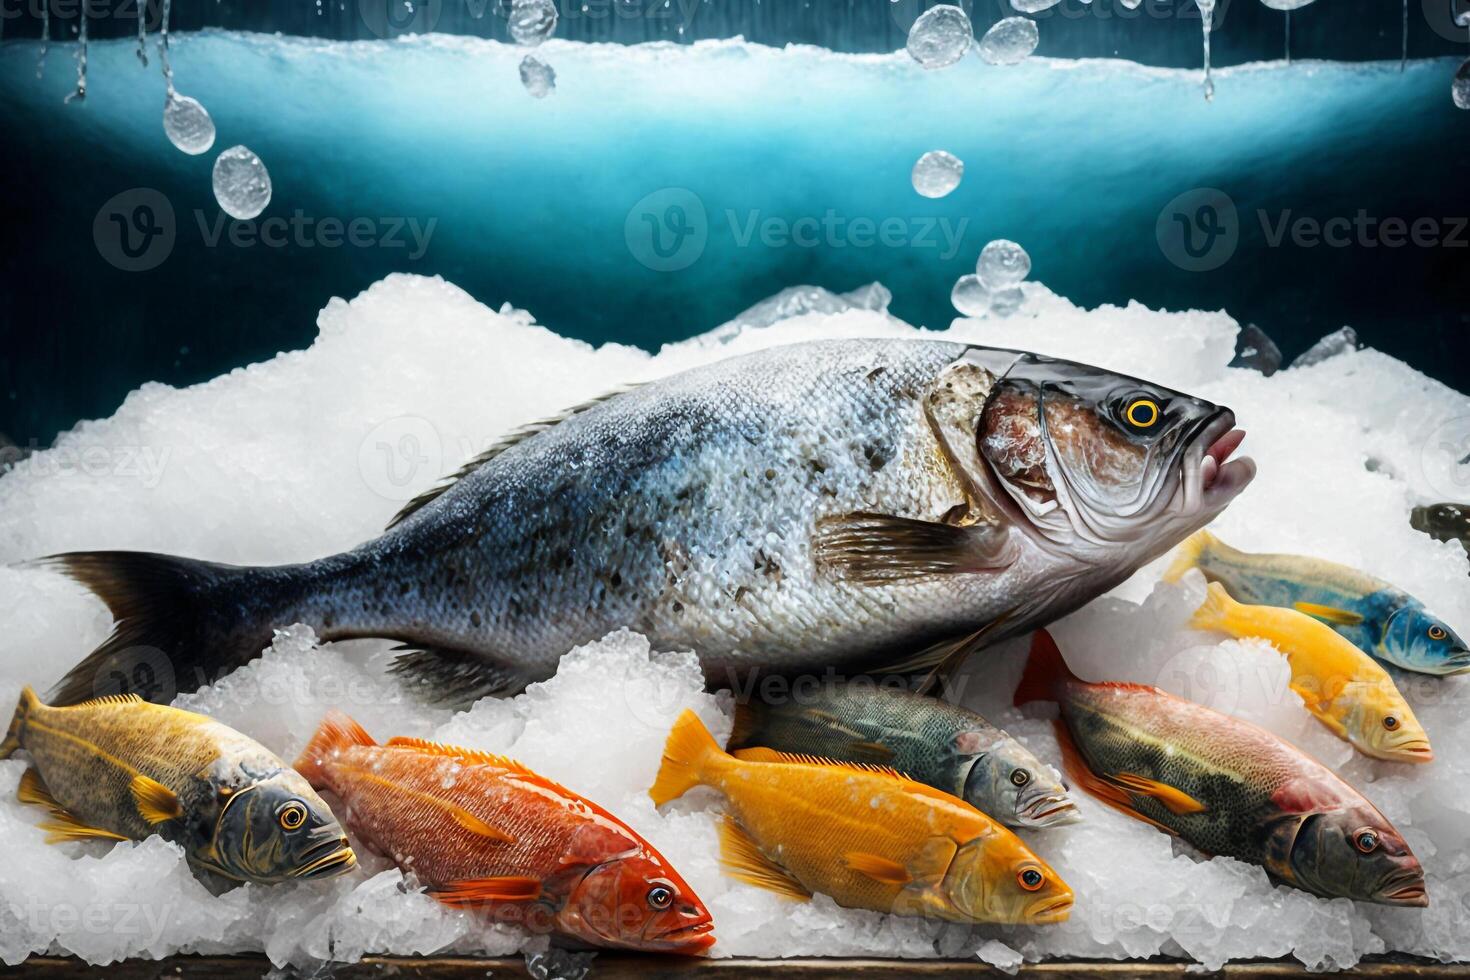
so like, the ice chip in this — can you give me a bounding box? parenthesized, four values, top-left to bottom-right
(1290, 326, 1361, 368)
(976, 238, 1031, 289)
(978, 17, 1039, 66)
(951, 274, 990, 317)
(211, 145, 272, 221)
(509, 0, 558, 47)
(519, 56, 556, 98)
(989, 285, 1025, 317)
(163, 92, 216, 156)
(1011, 0, 1062, 10)
(905, 5, 973, 70)
(1454, 59, 1470, 111)
(910, 150, 964, 198)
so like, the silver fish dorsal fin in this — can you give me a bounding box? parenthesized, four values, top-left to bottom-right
(384, 384, 644, 531)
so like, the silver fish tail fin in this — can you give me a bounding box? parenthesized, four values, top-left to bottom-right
(1, 685, 38, 759)
(40, 551, 310, 706)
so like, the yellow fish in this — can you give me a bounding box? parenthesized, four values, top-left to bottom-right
(649, 709, 1073, 925)
(1, 687, 355, 882)
(1191, 584, 1432, 764)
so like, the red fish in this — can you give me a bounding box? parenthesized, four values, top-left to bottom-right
(295, 711, 715, 953)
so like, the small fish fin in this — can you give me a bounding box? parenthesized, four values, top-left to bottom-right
(718, 815, 811, 901)
(444, 806, 515, 842)
(388, 646, 534, 708)
(385, 386, 642, 531)
(1108, 773, 1208, 815)
(725, 700, 762, 752)
(37, 809, 128, 844)
(876, 609, 1015, 684)
(432, 875, 544, 906)
(1189, 582, 1239, 633)
(73, 693, 146, 708)
(2, 686, 39, 759)
(130, 774, 182, 824)
(1293, 602, 1366, 627)
(17, 767, 63, 813)
(1014, 629, 1080, 707)
(383, 737, 534, 777)
(730, 747, 908, 780)
(1162, 529, 1219, 584)
(843, 852, 912, 886)
(294, 710, 377, 785)
(914, 610, 1018, 696)
(1051, 722, 1175, 836)
(812, 512, 1017, 586)
(650, 709, 722, 807)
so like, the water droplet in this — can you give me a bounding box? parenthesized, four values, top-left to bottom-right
(1010, 0, 1061, 12)
(163, 92, 215, 155)
(911, 150, 963, 199)
(978, 17, 1039, 66)
(520, 56, 556, 98)
(977, 239, 1031, 290)
(1455, 59, 1470, 111)
(951, 274, 990, 316)
(906, 5, 973, 70)
(212, 145, 272, 221)
(509, 0, 558, 47)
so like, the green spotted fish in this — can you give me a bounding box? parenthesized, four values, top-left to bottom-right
(1, 687, 355, 883)
(1165, 530, 1469, 675)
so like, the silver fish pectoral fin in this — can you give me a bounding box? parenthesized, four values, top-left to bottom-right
(812, 513, 1019, 586)
(387, 645, 537, 708)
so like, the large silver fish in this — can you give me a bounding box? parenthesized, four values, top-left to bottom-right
(45, 340, 1254, 705)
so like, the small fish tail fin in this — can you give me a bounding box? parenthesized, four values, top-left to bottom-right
(1189, 581, 1238, 633)
(1, 686, 39, 759)
(650, 709, 723, 807)
(294, 710, 377, 786)
(40, 551, 322, 706)
(725, 700, 764, 752)
(1013, 629, 1077, 707)
(1162, 529, 1220, 584)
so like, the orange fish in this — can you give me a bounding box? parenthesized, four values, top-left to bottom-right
(296, 711, 715, 954)
(650, 709, 1073, 925)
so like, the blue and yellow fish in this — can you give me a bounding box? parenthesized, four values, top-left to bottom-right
(1165, 530, 1469, 676)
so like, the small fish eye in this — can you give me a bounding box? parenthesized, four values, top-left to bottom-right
(1354, 829, 1380, 854)
(1010, 768, 1031, 787)
(646, 885, 674, 910)
(278, 801, 308, 831)
(1017, 867, 1045, 891)
(1124, 398, 1160, 429)
(1383, 715, 1399, 731)
(1428, 625, 1448, 641)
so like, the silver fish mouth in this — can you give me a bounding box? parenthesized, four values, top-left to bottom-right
(1190, 411, 1255, 508)
(1016, 793, 1082, 828)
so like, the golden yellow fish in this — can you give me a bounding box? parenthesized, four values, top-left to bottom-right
(1, 687, 355, 882)
(650, 709, 1073, 924)
(1191, 583, 1432, 764)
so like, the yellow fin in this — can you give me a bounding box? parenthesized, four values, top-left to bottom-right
(730, 746, 907, 780)
(73, 693, 146, 709)
(131, 774, 183, 824)
(1163, 530, 1219, 584)
(1294, 602, 1365, 627)
(843, 852, 911, 885)
(1190, 581, 1239, 633)
(650, 709, 721, 807)
(1052, 722, 1178, 837)
(17, 768, 63, 813)
(1109, 773, 1208, 815)
(718, 815, 811, 901)
(38, 810, 128, 844)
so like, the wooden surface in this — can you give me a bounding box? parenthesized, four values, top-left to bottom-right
(2, 957, 1468, 978)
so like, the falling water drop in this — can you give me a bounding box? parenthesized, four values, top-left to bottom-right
(911, 151, 964, 198)
(1285, 10, 1291, 65)
(905, 5, 973, 69)
(164, 92, 216, 154)
(509, 0, 558, 46)
(159, 0, 175, 95)
(136, 1, 149, 67)
(978, 17, 1039, 65)
(64, 3, 87, 103)
(213, 146, 273, 220)
(519, 56, 556, 98)
(1195, 0, 1216, 101)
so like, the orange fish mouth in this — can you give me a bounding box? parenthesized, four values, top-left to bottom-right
(1026, 897, 1075, 924)
(1391, 742, 1434, 763)
(647, 919, 717, 954)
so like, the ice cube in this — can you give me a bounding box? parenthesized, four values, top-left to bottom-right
(509, 0, 558, 47)
(163, 92, 215, 156)
(211, 145, 272, 221)
(976, 239, 1031, 289)
(905, 5, 973, 70)
(978, 17, 1039, 66)
(519, 56, 555, 98)
(951, 274, 990, 317)
(910, 150, 964, 199)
